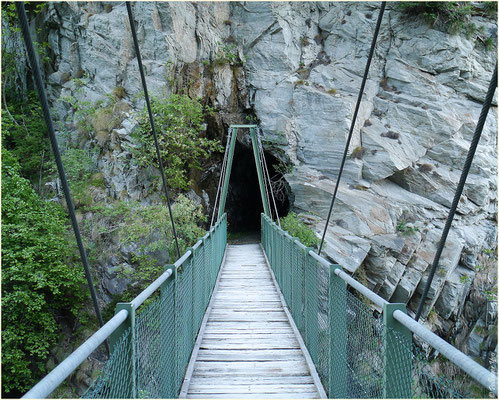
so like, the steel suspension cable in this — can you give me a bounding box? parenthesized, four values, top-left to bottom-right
(258, 129, 281, 226)
(210, 128, 232, 228)
(15, 2, 109, 355)
(126, 2, 180, 258)
(318, 1, 386, 255)
(415, 62, 498, 321)
(258, 142, 273, 220)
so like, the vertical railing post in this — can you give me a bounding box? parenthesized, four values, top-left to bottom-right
(383, 303, 412, 398)
(173, 261, 180, 391)
(185, 248, 195, 342)
(110, 302, 136, 398)
(328, 266, 347, 398)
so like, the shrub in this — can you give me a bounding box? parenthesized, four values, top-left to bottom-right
(112, 86, 126, 100)
(326, 88, 337, 95)
(382, 130, 400, 140)
(87, 194, 206, 288)
(418, 163, 433, 173)
(2, 149, 86, 395)
(396, 219, 419, 236)
(214, 42, 240, 66)
(1, 92, 51, 184)
(281, 212, 320, 248)
(131, 94, 221, 190)
(397, 2, 487, 36)
(351, 146, 365, 159)
(484, 37, 494, 51)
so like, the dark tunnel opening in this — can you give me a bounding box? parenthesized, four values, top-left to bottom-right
(225, 145, 290, 234)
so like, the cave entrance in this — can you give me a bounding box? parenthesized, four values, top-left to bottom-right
(225, 144, 290, 236)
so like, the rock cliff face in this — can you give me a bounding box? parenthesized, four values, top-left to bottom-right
(9, 1, 497, 369)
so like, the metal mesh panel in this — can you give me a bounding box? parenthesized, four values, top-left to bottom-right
(387, 328, 467, 399)
(135, 284, 176, 399)
(176, 256, 194, 389)
(83, 328, 133, 399)
(261, 214, 472, 399)
(345, 292, 384, 398)
(84, 216, 227, 399)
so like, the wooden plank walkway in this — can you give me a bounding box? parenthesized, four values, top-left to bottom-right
(180, 244, 325, 399)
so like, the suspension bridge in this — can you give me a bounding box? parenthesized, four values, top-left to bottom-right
(14, 1, 498, 399)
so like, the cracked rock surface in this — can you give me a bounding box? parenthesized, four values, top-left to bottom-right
(6, 1, 497, 372)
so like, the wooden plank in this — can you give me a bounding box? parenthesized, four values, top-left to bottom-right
(188, 385, 319, 394)
(188, 393, 320, 398)
(201, 333, 297, 339)
(199, 343, 300, 350)
(187, 376, 315, 385)
(200, 340, 298, 346)
(197, 350, 304, 361)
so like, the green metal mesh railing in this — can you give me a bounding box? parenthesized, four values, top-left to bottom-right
(261, 214, 468, 399)
(84, 215, 227, 399)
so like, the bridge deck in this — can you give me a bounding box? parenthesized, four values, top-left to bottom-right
(180, 244, 324, 399)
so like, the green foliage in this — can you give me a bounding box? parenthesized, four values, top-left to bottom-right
(87, 195, 206, 287)
(2, 3, 50, 98)
(484, 37, 494, 51)
(1, 2, 46, 31)
(1, 92, 51, 183)
(273, 159, 293, 175)
(483, 2, 498, 17)
(427, 309, 438, 323)
(397, 2, 494, 40)
(351, 146, 365, 159)
(1, 149, 86, 395)
(281, 212, 320, 248)
(59, 147, 98, 206)
(396, 219, 419, 236)
(483, 287, 497, 302)
(131, 94, 221, 190)
(59, 75, 104, 136)
(113, 86, 126, 100)
(459, 274, 471, 284)
(214, 41, 243, 66)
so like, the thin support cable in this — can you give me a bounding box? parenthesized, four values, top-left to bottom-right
(215, 128, 232, 221)
(126, 2, 180, 258)
(415, 62, 498, 321)
(318, 1, 386, 255)
(259, 145, 273, 220)
(263, 156, 280, 227)
(15, 2, 109, 355)
(210, 128, 231, 228)
(210, 148, 228, 227)
(257, 136, 273, 220)
(258, 129, 281, 226)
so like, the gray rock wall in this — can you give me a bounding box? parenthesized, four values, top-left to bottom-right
(8, 1, 497, 368)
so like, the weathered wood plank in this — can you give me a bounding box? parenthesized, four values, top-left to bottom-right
(188, 385, 319, 394)
(199, 343, 300, 350)
(188, 376, 315, 385)
(188, 393, 320, 398)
